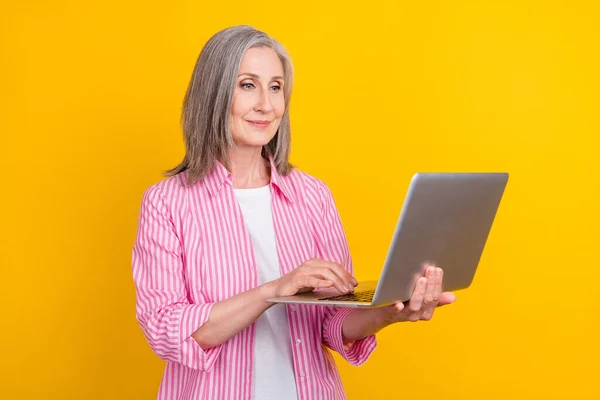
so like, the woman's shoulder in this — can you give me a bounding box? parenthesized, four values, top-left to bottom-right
(139, 172, 191, 213)
(144, 171, 188, 194)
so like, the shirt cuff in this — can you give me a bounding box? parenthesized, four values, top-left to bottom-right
(178, 303, 222, 371)
(322, 307, 378, 366)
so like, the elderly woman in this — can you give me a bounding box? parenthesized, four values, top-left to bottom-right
(132, 25, 455, 400)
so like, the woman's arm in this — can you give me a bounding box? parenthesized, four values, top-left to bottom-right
(191, 284, 274, 349)
(341, 307, 389, 342)
(193, 258, 356, 349)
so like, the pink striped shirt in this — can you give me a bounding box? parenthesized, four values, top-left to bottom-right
(132, 158, 377, 399)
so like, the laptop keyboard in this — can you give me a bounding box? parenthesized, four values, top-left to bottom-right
(318, 289, 375, 302)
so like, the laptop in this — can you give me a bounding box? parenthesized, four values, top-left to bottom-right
(267, 172, 509, 308)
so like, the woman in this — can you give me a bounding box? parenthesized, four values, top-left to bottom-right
(132, 25, 455, 400)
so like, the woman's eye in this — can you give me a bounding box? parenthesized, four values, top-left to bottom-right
(270, 85, 281, 92)
(241, 82, 255, 89)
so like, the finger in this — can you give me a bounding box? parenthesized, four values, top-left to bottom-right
(437, 291, 456, 306)
(339, 261, 359, 287)
(308, 261, 356, 292)
(421, 268, 438, 320)
(433, 267, 443, 301)
(308, 267, 352, 294)
(322, 259, 358, 287)
(408, 277, 427, 312)
(304, 276, 333, 289)
(316, 257, 357, 286)
(423, 267, 437, 306)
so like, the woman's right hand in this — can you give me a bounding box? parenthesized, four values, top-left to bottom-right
(267, 258, 358, 298)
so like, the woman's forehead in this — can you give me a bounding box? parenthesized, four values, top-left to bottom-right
(239, 47, 284, 77)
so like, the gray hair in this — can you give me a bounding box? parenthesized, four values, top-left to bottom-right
(166, 25, 294, 185)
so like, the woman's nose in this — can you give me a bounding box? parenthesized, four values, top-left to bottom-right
(255, 88, 273, 112)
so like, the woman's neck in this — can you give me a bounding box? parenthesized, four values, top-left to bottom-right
(227, 146, 271, 189)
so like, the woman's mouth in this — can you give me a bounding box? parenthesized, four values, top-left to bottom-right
(246, 120, 271, 129)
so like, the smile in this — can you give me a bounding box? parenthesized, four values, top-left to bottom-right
(246, 120, 271, 129)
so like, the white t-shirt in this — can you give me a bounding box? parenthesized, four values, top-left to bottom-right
(234, 185, 299, 400)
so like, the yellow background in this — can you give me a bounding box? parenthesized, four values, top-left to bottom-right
(2, 1, 599, 399)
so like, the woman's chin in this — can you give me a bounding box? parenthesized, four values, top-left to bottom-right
(234, 134, 277, 148)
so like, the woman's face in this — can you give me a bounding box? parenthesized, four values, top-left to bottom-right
(230, 46, 285, 148)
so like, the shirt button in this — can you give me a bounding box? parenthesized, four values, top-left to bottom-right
(290, 305, 297, 311)
(299, 372, 306, 378)
(296, 338, 302, 344)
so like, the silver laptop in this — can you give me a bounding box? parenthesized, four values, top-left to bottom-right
(267, 172, 509, 308)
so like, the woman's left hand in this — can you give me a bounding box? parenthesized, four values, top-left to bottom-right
(377, 265, 456, 325)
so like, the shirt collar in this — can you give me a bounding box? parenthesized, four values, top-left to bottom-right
(204, 155, 294, 203)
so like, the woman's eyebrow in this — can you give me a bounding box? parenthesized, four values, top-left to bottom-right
(238, 72, 284, 80)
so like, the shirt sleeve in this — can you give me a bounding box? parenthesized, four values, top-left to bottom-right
(311, 180, 378, 366)
(132, 184, 222, 371)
